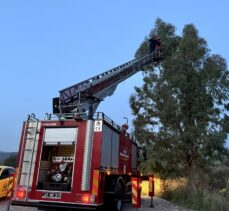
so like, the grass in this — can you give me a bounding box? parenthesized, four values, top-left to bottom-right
(161, 186, 229, 211)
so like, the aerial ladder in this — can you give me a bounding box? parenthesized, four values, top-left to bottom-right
(53, 41, 163, 119)
(12, 39, 164, 211)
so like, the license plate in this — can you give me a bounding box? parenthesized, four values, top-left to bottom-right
(42, 192, 62, 199)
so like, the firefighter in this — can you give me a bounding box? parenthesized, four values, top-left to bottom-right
(149, 36, 161, 55)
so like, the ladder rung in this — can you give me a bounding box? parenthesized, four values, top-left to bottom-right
(21, 160, 31, 163)
(22, 153, 37, 156)
(27, 131, 39, 134)
(26, 133, 37, 139)
(23, 149, 37, 152)
(24, 149, 33, 151)
(21, 162, 36, 165)
(21, 172, 28, 175)
(21, 159, 36, 162)
(24, 149, 33, 152)
(28, 125, 38, 128)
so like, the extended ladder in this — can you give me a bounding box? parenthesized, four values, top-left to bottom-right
(57, 51, 163, 114)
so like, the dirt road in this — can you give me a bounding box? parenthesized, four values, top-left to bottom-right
(0, 197, 192, 211)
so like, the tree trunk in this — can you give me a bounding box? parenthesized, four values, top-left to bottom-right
(187, 165, 197, 192)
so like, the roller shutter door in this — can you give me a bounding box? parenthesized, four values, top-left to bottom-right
(44, 128, 77, 145)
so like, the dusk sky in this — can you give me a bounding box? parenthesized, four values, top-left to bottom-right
(0, 0, 228, 151)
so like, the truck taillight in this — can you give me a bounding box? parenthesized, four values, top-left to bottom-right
(16, 187, 26, 200)
(81, 194, 95, 204)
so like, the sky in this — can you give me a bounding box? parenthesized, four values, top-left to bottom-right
(0, 0, 228, 152)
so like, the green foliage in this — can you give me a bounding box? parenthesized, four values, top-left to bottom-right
(161, 186, 229, 211)
(0, 151, 16, 163)
(208, 164, 229, 193)
(130, 18, 229, 184)
(2, 154, 17, 168)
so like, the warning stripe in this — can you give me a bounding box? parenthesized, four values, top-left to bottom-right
(131, 177, 141, 208)
(132, 194, 138, 204)
(92, 170, 99, 196)
(149, 177, 152, 191)
(132, 196, 138, 204)
(132, 187, 137, 196)
(132, 180, 138, 204)
(132, 181, 138, 189)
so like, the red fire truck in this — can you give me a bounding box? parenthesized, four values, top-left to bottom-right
(11, 44, 162, 210)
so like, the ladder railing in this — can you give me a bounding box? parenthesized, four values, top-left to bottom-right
(58, 53, 155, 113)
(59, 56, 143, 102)
(18, 117, 40, 199)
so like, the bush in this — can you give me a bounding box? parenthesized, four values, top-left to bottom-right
(208, 165, 229, 192)
(161, 186, 229, 211)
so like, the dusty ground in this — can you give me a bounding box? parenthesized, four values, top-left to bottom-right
(122, 196, 193, 211)
(0, 197, 192, 211)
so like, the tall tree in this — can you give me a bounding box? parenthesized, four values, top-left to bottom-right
(130, 19, 229, 188)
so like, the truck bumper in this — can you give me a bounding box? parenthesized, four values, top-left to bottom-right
(11, 200, 99, 210)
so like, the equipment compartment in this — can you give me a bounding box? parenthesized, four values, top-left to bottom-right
(37, 145, 75, 191)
